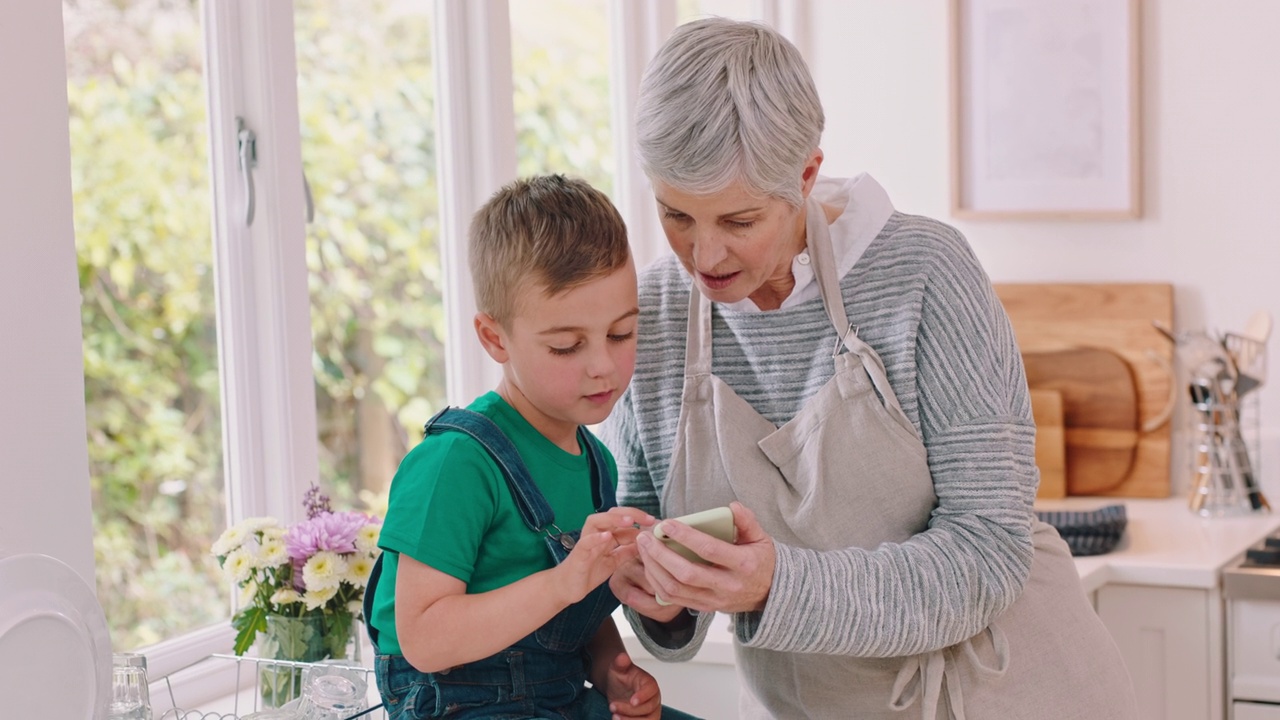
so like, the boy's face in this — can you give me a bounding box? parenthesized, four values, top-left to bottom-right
(483, 259, 639, 446)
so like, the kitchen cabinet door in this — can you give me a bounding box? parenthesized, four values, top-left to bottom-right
(1235, 703, 1280, 720)
(1097, 584, 1216, 720)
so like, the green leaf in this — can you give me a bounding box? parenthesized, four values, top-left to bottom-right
(231, 606, 267, 656)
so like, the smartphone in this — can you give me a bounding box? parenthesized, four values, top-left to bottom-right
(653, 506, 736, 565)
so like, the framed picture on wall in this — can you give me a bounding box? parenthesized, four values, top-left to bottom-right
(950, 0, 1142, 219)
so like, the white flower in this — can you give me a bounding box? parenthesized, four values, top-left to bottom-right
(238, 581, 258, 607)
(223, 548, 253, 584)
(354, 524, 381, 553)
(241, 516, 280, 533)
(346, 556, 374, 588)
(303, 585, 338, 611)
(271, 588, 303, 606)
(347, 600, 363, 616)
(258, 539, 288, 568)
(261, 526, 286, 542)
(212, 523, 249, 556)
(302, 551, 348, 592)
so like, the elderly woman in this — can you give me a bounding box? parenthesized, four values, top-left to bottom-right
(602, 17, 1138, 720)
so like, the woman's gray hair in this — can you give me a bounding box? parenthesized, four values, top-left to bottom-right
(636, 17, 824, 207)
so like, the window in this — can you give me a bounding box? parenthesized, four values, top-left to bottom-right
(511, 0, 615, 196)
(64, 0, 228, 652)
(677, 0, 756, 23)
(294, 0, 442, 512)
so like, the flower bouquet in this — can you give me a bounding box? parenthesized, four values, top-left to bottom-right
(213, 485, 381, 706)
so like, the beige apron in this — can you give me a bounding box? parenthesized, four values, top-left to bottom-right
(661, 198, 1137, 719)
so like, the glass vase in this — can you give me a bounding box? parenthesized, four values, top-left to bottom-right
(256, 613, 352, 708)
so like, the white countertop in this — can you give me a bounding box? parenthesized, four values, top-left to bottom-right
(623, 497, 1280, 663)
(1035, 496, 1280, 593)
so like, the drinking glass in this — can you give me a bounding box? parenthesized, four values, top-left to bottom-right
(106, 652, 152, 720)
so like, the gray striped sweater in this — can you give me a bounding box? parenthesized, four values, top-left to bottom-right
(600, 210, 1040, 660)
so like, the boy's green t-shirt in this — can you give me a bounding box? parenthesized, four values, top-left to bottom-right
(369, 391, 617, 656)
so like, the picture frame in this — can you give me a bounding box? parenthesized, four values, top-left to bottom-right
(950, 0, 1142, 220)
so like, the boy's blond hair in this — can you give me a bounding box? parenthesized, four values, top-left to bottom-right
(469, 175, 629, 326)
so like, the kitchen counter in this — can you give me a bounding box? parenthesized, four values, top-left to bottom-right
(1036, 497, 1280, 593)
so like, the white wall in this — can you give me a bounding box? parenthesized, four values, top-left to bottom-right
(809, 0, 1280, 497)
(0, 0, 96, 584)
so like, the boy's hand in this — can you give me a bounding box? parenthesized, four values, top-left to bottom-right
(602, 651, 662, 719)
(555, 507, 654, 604)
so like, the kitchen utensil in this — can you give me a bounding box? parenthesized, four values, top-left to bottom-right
(1186, 350, 1268, 514)
(1214, 368, 1270, 512)
(1188, 378, 1248, 516)
(995, 283, 1174, 498)
(1223, 332, 1266, 397)
(1023, 348, 1140, 495)
(1029, 389, 1067, 499)
(1218, 310, 1270, 396)
(1245, 309, 1273, 344)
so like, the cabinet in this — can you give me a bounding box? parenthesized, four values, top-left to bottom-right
(1235, 704, 1280, 720)
(1096, 584, 1223, 720)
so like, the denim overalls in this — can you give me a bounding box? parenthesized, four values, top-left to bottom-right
(365, 408, 623, 720)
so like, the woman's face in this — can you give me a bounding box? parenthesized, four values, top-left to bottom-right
(652, 154, 821, 309)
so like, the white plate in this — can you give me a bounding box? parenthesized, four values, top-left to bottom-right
(0, 553, 112, 719)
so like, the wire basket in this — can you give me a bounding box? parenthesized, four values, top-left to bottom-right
(156, 654, 386, 720)
(1187, 390, 1266, 516)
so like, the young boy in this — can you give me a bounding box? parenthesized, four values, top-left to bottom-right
(366, 175, 677, 720)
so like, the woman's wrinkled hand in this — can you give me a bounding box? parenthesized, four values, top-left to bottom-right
(609, 552, 687, 622)
(635, 501, 776, 614)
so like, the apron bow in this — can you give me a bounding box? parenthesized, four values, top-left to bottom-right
(888, 624, 1009, 720)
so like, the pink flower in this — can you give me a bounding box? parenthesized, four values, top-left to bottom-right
(284, 511, 378, 560)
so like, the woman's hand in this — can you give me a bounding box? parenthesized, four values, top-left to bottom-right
(554, 507, 654, 605)
(602, 652, 662, 719)
(609, 553, 687, 623)
(636, 501, 776, 614)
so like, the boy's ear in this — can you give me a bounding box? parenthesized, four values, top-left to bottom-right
(474, 312, 510, 364)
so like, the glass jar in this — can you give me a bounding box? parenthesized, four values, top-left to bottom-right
(296, 661, 368, 720)
(106, 652, 152, 720)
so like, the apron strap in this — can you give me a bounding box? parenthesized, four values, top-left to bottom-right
(804, 195, 908, 418)
(685, 285, 714, 376)
(888, 624, 1010, 720)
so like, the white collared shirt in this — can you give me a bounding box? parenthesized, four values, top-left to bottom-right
(724, 173, 895, 313)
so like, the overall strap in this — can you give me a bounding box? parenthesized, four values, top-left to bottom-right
(424, 407, 553, 532)
(365, 407, 615, 654)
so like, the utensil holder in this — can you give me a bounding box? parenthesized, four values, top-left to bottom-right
(1187, 391, 1265, 517)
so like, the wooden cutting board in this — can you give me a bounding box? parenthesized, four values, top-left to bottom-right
(994, 283, 1174, 498)
(1029, 389, 1066, 499)
(1024, 348, 1139, 495)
